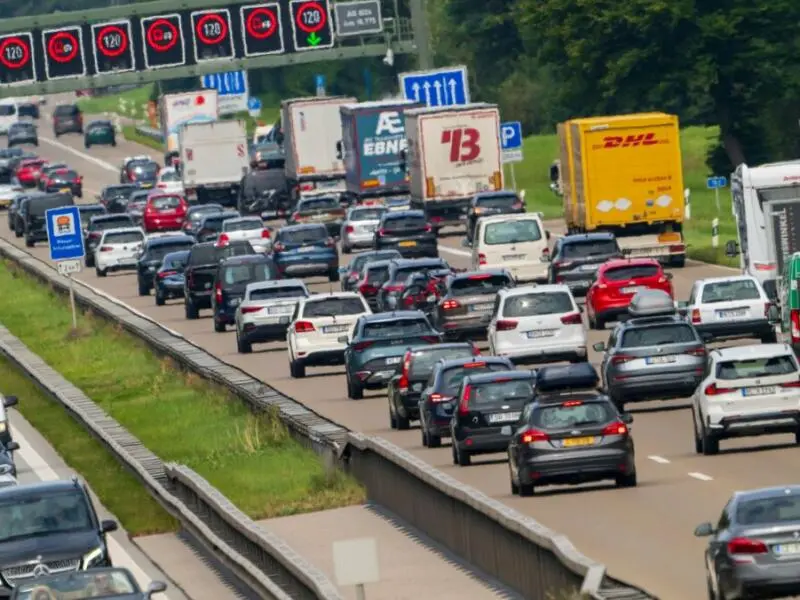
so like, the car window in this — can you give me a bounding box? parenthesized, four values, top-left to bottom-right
(188, 245, 217, 265)
(150, 196, 182, 210)
(190, 207, 222, 221)
(532, 401, 615, 429)
(0, 105, 16, 116)
(278, 226, 327, 244)
(298, 197, 338, 211)
(410, 347, 474, 378)
(201, 216, 230, 231)
(362, 319, 430, 338)
(104, 185, 136, 198)
(562, 240, 618, 258)
(384, 214, 426, 230)
(476, 194, 519, 209)
(147, 242, 193, 261)
(132, 163, 159, 176)
(716, 355, 798, 379)
(224, 219, 262, 232)
(619, 324, 697, 348)
(16, 570, 137, 596)
(484, 219, 541, 245)
(163, 253, 189, 269)
(104, 231, 143, 244)
(303, 297, 365, 317)
(78, 207, 105, 219)
(249, 286, 307, 300)
(54, 105, 78, 116)
(222, 263, 274, 285)
(450, 274, 511, 296)
(604, 265, 660, 281)
(350, 208, 385, 221)
(52, 170, 78, 180)
(467, 380, 534, 407)
(701, 279, 761, 303)
(0, 490, 92, 542)
(91, 216, 133, 230)
(394, 263, 447, 281)
(88, 122, 111, 131)
(160, 170, 180, 182)
(736, 496, 800, 525)
(366, 265, 390, 285)
(220, 241, 254, 258)
(502, 292, 573, 317)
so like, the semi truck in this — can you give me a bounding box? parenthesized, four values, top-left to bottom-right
(404, 103, 503, 233)
(159, 90, 219, 165)
(726, 160, 800, 300)
(178, 120, 248, 206)
(556, 112, 687, 266)
(337, 99, 422, 201)
(281, 96, 356, 200)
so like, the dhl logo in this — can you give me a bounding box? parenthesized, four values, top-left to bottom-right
(597, 133, 667, 149)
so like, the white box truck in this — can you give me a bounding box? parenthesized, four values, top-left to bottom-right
(159, 90, 219, 165)
(404, 103, 503, 234)
(178, 120, 248, 206)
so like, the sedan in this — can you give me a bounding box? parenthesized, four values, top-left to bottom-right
(374, 210, 438, 258)
(340, 205, 386, 254)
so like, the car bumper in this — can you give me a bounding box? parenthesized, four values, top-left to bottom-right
(86, 136, 114, 144)
(156, 282, 184, 298)
(559, 277, 594, 297)
(484, 263, 547, 283)
(144, 219, 182, 232)
(351, 368, 398, 389)
(694, 319, 774, 341)
(188, 290, 212, 307)
(452, 428, 513, 454)
(609, 370, 703, 401)
(730, 563, 800, 599)
(240, 322, 289, 343)
(522, 448, 635, 483)
(495, 341, 587, 364)
(707, 408, 800, 436)
(296, 347, 346, 367)
(342, 231, 375, 248)
(96, 258, 138, 271)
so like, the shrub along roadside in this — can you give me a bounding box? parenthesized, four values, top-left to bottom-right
(0, 260, 365, 519)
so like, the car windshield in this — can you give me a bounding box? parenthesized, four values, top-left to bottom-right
(0, 105, 15, 116)
(467, 380, 534, 407)
(104, 231, 143, 244)
(384, 215, 426, 230)
(91, 217, 132, 230)
(151, 196, 182, 210)
(303, 297, 365, 317)
(736, 496, 800, 525)
(278, 227, 327, 244)
(620, 324, 697, 347)
(222, 263, 274, 285)
(362, 319, 430, 338)
(476, 194, 519, 209)
(450, 274, 511, 296)
(484, 219, 541, 245)
(160, 170, 180, 182)
(147, 242, 193, 261)
(351, 253, 397, 272)
(15, 570, 137, 598)
(702, 279, 761, 303)
(604, 265, 660, 281)
(299, 197, 338, 211)
(249, 286, 306, 300)
(562, 240, 618, 258)
(0, 491, 92, 543)
(441, 362, 509, 394)
(410, 347, 474, 378)
(503, 292, 573, 317)
(350, 208, 385, 221)
(366, 265, 390, 285)
(716, 355, 798, 379)
(224, 219, 262, 232)
(532, 401, 615, 429)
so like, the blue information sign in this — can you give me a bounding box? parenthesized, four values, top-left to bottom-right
(45, 206, 85, 262)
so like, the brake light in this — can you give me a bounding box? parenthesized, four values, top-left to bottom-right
(685, 347, 706, 357)
(99, 246, 112, 252)
(157, 270, 177, 279)
(560, 313, 582, 325)
(272, 242, 285, 252)
(704, 383, 735, 396)
(74, 176, 82, 183)
(424, 224, 432, 233)
(377, 228, 386, 236)
(359, 283, 377, 295)
(429, 393, 452, 403)
(792, 310, 800, 343)
(727, 537, 767, 555)
(463, 361, 486, 368)
(554, 260, 574, 269)
(442, 299, 460, 310)
(601, 421, 628, 436)
(261, 229, 271, 239)
(478, 253, 487, 266)
(471, 344, 481, 356)
(294, 320, 315, 333)
(691, 308, 701, 324)
(496, 319, 518, 331)
(754, 262, 776, 271)
(669, 244, 686, 253)
(325, 237, 336, 248)
(781, 381, 800, 388)
(610, 354, 634, 365)
(540, 247, 550, 260)
(420, 335, 440, 343)
(345, 225, 354, 233)
(353, 341, 374, 352)
(430, 216, 443, 223)
(214, 282, 223, 304)
(468, 273, 492, 280)
(398, 350, 412, 393)
(291, 212, 299, 221)
(521, 429, 549, 443)
(458, 384, 472, 415)
(562, 400, 583, 407)
(218, 233, 230, 244)
(241, 306, 263, 314)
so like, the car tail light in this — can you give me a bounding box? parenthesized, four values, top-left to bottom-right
(463, 361, 486, 369)
(88, 232, 101, 239)
(553, 260, 574, 269)
(704, 383, 735, 396)
(345, 225, 354, 233)
(781, 381, 800, 388)
(560, 312, 582, 325)
(495, 319, 518, 331)
(157, 270, 177, 279)
(610, 354, 634, 365)
(424, 224, 432, 233)
(218, 233, 230, 244)
(478, 253, 487, 265)
(325, 237, 336, 248)
(241, 306, 263, 314)
(791, 310, 800, 344)
(471, 344, 481, 356)
(420, 335, 439, 343)
(272, 242, 285, 252)
(562, 400, 583, 407)
(353, 341, 374, 352)
(429, 393, 453, 403)
(74, 176, 82, 183)
(442, 299, 460, 310)
(754, 262, 776, 272)
(602, 421, 628, 436)
(290, 212, 300, 221)
(669, 244, 686, 253)
(430, 216, 443, 223)
(359, 283, 377, 295)
(691, 308, 701, 324)
(398, 350, 412, 393)
(468, 273, 492, 280)
(458, 384, 472, 415)
(214, 282, 223, 304)
(727, 537, 768, 555)
(377, 228, 386, 237)
(99, 246, 112, 252)
(540, 247, 550, 260)
(261, 229, 271, 239)
(294, 320, 315, 333)
(685, 347, 706, 357)
(157, 183, 167, 189)
(521, 429, 549, 443)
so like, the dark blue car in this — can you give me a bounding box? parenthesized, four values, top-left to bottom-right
(155, 250, 190, 306)
(136, 234, 195, 296)
(271, 223, 339, 282)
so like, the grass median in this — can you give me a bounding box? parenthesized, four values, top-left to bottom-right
(0, 260, 365, 519)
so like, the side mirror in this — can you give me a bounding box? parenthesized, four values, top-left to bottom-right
(335, 140, 343, 160)
(592, 342, 606, 352)
(461, 238, 471, 248)
(145, 581, 168, 598)
(100, 519, 118, 533)
(5, 442, 19, 452)
(2, 396, 17, 408)
(694, 522, 714, 537)
(767, 304, 780, 323)
(620, 413, 633, 425)
(338, 266, 348, 274)
(725, 240, 739, 257)
(545, 230, 551, 240)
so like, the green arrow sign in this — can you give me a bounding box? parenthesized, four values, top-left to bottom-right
(307, 32, 321, 46)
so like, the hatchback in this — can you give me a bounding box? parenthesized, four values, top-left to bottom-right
(466, 191, 525, 243)
(340, 205, 386, 253)
(432, 270, 513, 340)
(374, 210, 438, 258)
(94, 227, 145, 277)
(136, 234, 195, 295)
(220, 216, 271, 254)
(154, 250, 190, 306)
(271, 223, 339, 282)
(338, 250, 402, 292)
(182, 203, 224, 237)
(195, 211, 240, 242)
(36, 163, 67, 190)
(83, 120, 116, 148)
(52, 104, 83, 136)
(211, 255, 278, 332)
(84, 214, 134, 266)
(288, 195, 345, 238)
(7, 122, 37, 147)
(356, 259, 393, 311)
(546, 232, 624, 297)
(43, 168, 82, 197)
(235, 280, 309, 352)
(142, 194, 187, 233)
(14, 158, 45, 187)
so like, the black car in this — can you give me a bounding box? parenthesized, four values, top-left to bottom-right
(77, 203, 107, 227)
(238, 167, 290, 217)
(0, 478, 117, 594)
(84, 214, 135, 266)
(546, 232, 624, 297)
(419, 356, 515, 448)
(374, 210, 438, 258)
(24, 193, 74, 247)
(195, 211, 241, 243)
(451, 369, 536, 466)
(387, 343, 477, 430)
(52, 104, 83, 136)
(121, 159, 159, 189)
(136, 235, 195, 296)
(184, 240, 255, 320)
(7, 122, 38, 147)
(466, 191, 525, 243)
(8, 193, 41, 232)
(155, 250, 190, 306)
(376, 257, 450, 312)
(354, 259, 393, 311)
(99, 184, 137, 211)
(182, 203, 224, 237)
(339, 249, 402, 292)
(43, 168, 82, 197)
(16, 102, 39, 119)
(11, 567, 167, 599)
(36, 163, 68, 190)
(211, 254, 278, 332)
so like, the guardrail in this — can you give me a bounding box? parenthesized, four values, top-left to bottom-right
(134, 125, 163, 142)
(0, 239, 657, 600)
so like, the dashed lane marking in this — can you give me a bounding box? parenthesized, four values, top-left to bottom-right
(688, 472, 713, 481)
(647, 455, 671, 464)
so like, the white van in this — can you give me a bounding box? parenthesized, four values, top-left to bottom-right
(471, 213, 550, 283)
(0, 99, 18, 135)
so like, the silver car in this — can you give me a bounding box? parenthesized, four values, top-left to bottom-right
(696, 485, 800, 600)
(340, 205, 387, 254)
(7, 122, 37, 147)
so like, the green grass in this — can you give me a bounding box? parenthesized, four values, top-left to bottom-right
(0, 261, 365, 519)
(121, 125, 162, 152)
(76, 86, 154, 121)
(0, 356, 178, 536)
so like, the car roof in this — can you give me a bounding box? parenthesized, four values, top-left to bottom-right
(533, 390, 610, 405)
(409, 342, 474, 354)
(361, 310, 426, 323)
(163, 250, 190, 260)
(91, 213, 132, 222)
(392, 257, 445, 269)
(0, 479, 82, 500)
(101, 227, 143, 236)
(561, 232, 616, 242)
(354, 250, 400, 260)
(382, 209, 424, 219)
(145, 235, 193, 246)
(711, 343, 795, 361)
(600, 258, 661, 270)
(477, 212, 542, 224)
(349, 205, 385, 213)
(463, 370, 536, 385)
(246, 279, 305, 292)
(188, 203, 223, 212)
(301, 291, 362, 302)
(732, 485, 800, 505)
(88, 119, 112, 126)
(697, 275, 760, 286)
(220, 254, 270, 265)
(365, 259, 394, 270)
(499, 283, 570, 297)
(620, 315, 685, 328)
(226, 216, 262, 223)
(279, 223, 327, 233)
(202, 211, 239, 220)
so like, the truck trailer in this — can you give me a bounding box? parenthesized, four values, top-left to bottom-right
(159, 90, 218, 166)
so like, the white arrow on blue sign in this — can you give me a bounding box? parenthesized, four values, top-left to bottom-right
(201, 70, 249, 115)
(399, 66, 470, 108)
(248, 97, 262, 110)
(706, 176, 728, 189)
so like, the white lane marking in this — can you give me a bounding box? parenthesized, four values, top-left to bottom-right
(39, 136, 119, 174)
(13, 426, 172, 597)
(688, 472, 713, 481)
(437, 244, 471, 258)
(648, 455, 670, 464)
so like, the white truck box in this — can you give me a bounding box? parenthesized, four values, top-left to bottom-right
(281, 96, 356, 181)
(179, 120, 248, 204)
(160, 90, 219, 155)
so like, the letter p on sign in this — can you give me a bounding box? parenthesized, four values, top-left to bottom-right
(500, 121, 522, 151)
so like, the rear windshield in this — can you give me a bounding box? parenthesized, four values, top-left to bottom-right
(476, 194, 519, 208)
(224, 219, 262, 232)
(702, 279, 761, 303)
(736, 496, 800, 525)
(716, 355, 798, 380)
(604, 265, 660, 281)
(394, 262, 447, 281)
(147, 242, 193, 260)
(17, 105, 36, 117)
(249, 286, 306, 300)
(159, 170, 180, 182)
(222, 263, 274, 285)
(363, 319, 430, 339)
(52, 170, 77, 180)
(410, 347, 474, 378)
(441, 363, 510, 394)
(30, 197, 71, 215)
(190, 206, 222, 221)
(104, 185, 135, 198)
(88, 122, 111, 131)
(620, 324, 697, 348)
(201, 216, 235, 231)
(54, 105, 77, 116)
(532, 401, 616, 429)
(384, 215, 426, 230)
(484, 219, 541, 245)
(562, 240, 618, 259)
(350, 208, 385, 222)
(0, 105, 16, 116)
(450, 274, 511, 296)
(151, 196, 182, 210)
(352, 252, 398, 271)
(278, 226, 327, 244)
(104, 231, 143, 244)
(503, 292, 573, 317)
(366, 265, 390, 284)
(467, 380, 534, 407)
(78, 207, 105, 219)
(163, 253, 189, 269)
(303, 297, 365, 317)
(11, 122, 34, 130)
(299, 197, 338, 211)
(91, 216, 133, 230)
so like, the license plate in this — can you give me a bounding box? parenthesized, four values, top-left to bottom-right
(385, 356, 402, 365)
(375, 370, 395, 378)
(470, 303, 494, 312)
(527, 329, 556, 339)
(646, 355, 676, 365)
(580, 264, 598, 271)
(59, 187, 71, 193)
(399, 241, 417, 247)
(488, 412, 521, 423)
(563, 436, 595, 447)
(622, 286, 644, 294)
(774, 543, 800, 555)
(718, 309, 747, 319)
(743, 386, 776, 396)
(268, 305, 293, 314)
(502, 254, 524, 261)
(412, 382, 424, 392)
(322, 325, 348, 334)
(298, 246, 317, 252)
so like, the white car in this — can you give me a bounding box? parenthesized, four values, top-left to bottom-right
(340, 205, 386, 254)
(692, 344, 800, 455)
(235, 280, 309, 353)
(221, 216, 271, 253)
(155, 166, 184, 196)
(287, 292, 371, 378)
(93, 227, 145, 277)
(0, 183, 23, 209)
(488, 284, 587, 364)
(683, 275, 777, 343)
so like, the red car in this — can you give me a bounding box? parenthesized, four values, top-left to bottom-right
(585, 258, 674, 329)
(15, 158, 46, 187)
(142, 193, 188, 233)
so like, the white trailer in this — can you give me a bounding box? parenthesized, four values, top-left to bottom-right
(159, 90, 219, 160)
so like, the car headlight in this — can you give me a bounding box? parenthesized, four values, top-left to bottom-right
(81, 546, 105, 569)
(0, 422, 7, 433)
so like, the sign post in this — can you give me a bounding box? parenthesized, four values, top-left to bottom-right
(706, 175, 727, 213)
(712, 217, 720, 248)
(45, 206, 85, 331)
(500, 121, 523, 190)
(333, 538, 379, 600)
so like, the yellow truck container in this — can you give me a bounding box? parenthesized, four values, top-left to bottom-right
(558, 112, 686, 265)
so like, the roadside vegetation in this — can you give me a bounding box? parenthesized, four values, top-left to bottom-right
(0, 261, 365, 519)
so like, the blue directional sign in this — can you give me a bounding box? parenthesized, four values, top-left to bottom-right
(202, 70, 247, 95)
(247, 96, 262, 111)
(707, 176, 728, 189)
(500, 121, 522, 150)
(399, 65, 470, 108)
(46, 206, 85, 262)
(315, 73, 326, 96)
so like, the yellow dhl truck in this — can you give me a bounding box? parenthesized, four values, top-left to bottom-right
(557, 112, 687, 267)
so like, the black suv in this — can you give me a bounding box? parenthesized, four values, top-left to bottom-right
(24, 193, 74, 247)
(136, 234, 195, 296)
(52, 104, 83, 136)
(0, 478, 117, 593)
(546, 232, 623, 297)
(211, 254, 278, 332)
(466, 191, 525, 243)
(184, 241, 255, 320)
(374, 210, 438, 258)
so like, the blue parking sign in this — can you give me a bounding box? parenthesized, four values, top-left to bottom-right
(46, 206, 85, 262)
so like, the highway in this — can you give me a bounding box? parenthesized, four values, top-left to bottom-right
(6, 106, 799, 599)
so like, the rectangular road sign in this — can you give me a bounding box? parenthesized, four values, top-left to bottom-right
(334, 1, 383, 37)
(201, 70, 249, 115)
(502, 149, 523, 164)
(501, 121, 522, 150)
(46, 205, 84, 262)
(706, 176, 727, 189)
(57, 259, 82, 276)
(399, 65, 470, 108)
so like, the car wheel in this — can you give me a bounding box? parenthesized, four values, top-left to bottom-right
(611, 395, 625, 413)
(701, 426, 720, 456)
(95, 267, 107, 278)
(509, 463, 519, 495)
(390, 407, 398, 429)
(341, 243, 351, 255)
(329, 268, 340, 283)
(427, 432, 441, 448)
(761, 331, 778, 343)
(420, 427, 427, 445)
(396, 412, 410, 431)
(237, 334, 252, 354)
(111, 139, 117, 147)
(692, 409, 703, 454)
(451, 443, 458, 465)
(455, 444, 471, 467)
(615, 468, 638, 488)
(671, 255, 686, 268)
(155, 292, 165, 306)
(213, 318, 226, 333)
(347, 377, 363, 400)
(289, 359, 305, 377)
(138, 282, 150, 296)
(516, 467, 535, 497)
(794, 429, 800, 445)
(14, 228, 22, 238)
(84, 142, 90, 149)
(184, 299, 199, 320)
